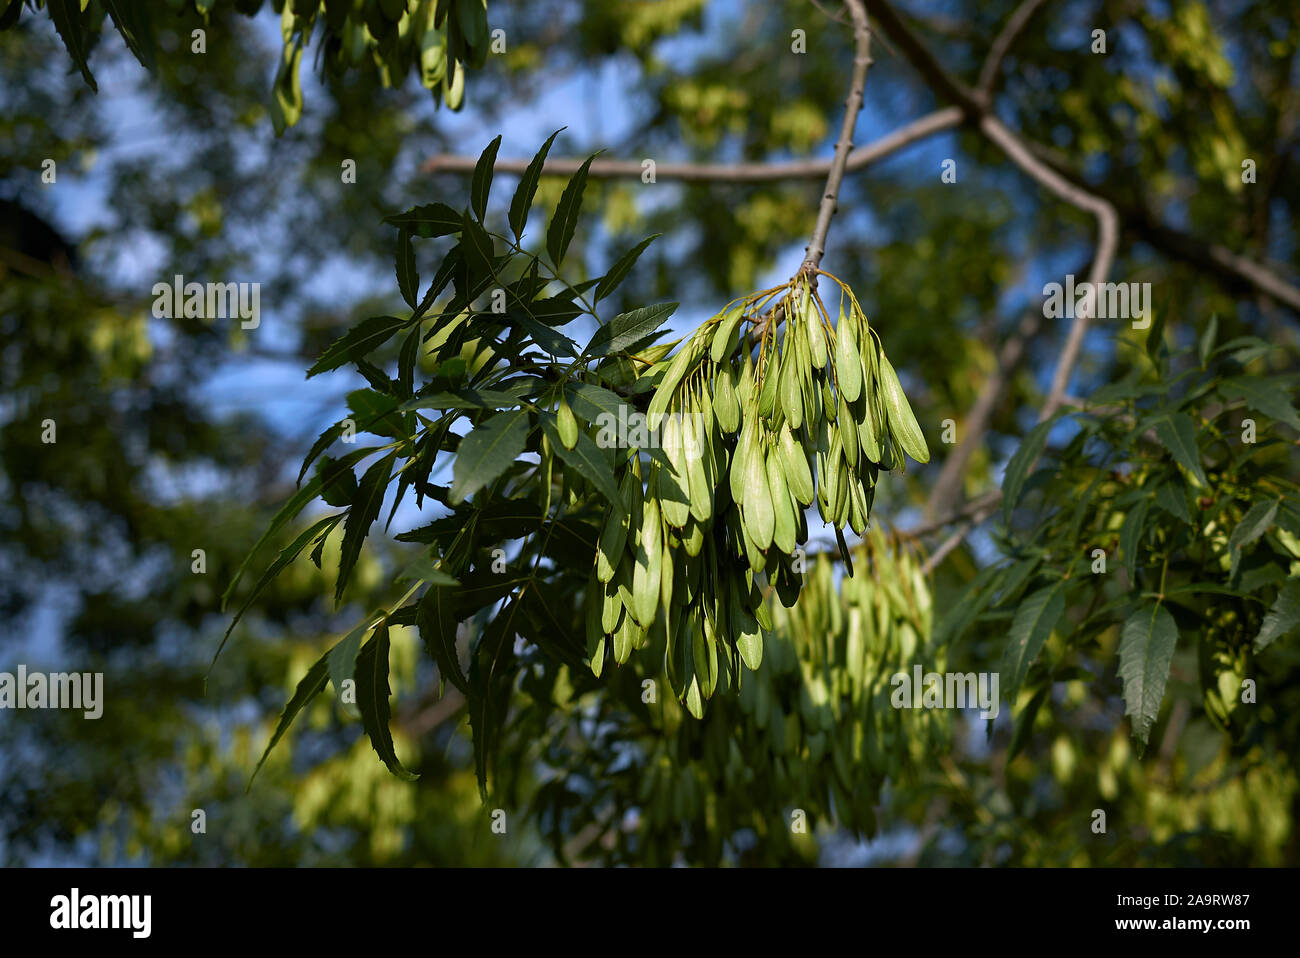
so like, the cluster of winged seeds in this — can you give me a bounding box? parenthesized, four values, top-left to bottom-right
(584, 272, 930, 716)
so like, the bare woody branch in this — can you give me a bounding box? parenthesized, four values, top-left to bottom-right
(976, 0, 1049, 96)
(422, 108, 961, 183)
(800, 0, 874, 274)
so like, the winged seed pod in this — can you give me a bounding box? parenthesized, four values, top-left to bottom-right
(582, 272, 930, 719)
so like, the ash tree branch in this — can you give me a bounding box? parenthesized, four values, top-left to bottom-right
(976, 0, 1049, 96)
(420, 108, 960, 183)
(799, 0, 874, 274)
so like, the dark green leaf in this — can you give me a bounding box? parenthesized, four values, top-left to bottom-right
(509, 129, 563, 241)
(1153, 413, 1208, 488)
(356, 625, 419, 780)
(468, 596, 521, 798)
(1120, 498, 1150, 581)
(401, 387, 529, 411)
(546, 154, 597, 267)
(327, 614, 378, 715)
(585, 302, 679, 357)
(336, 452, 397, 603)
(102, 0, 155, 70)
(511, 313, 578, 357)
(214, 513, 344, 671)
(48, 0, 97, 90)
(1118, 603, 1178, 747)
(450, 410, 530, 504)
(396, 228, 418, 308)
(541, 416, 624, 514)
(471, 134, 501, 222)
(1198, 315, 1218, 366)
(307, 315, 408, 378)
(417, 585, 470, 694)
(594, 234, 660, 302)
(384, 202, 462, 238)
(1255, 578, 1300, 651)
(460, 210, 496, 284)
(1153, 480, 1191, 523)
(1220, 378, 1300, 433)
(250, 651, 330, 786)
(1228, 499, 1278, 580)
(1002, 416, 1057, 526)
(564, 381, 631, 426)
(1000, 583, 1065, 707)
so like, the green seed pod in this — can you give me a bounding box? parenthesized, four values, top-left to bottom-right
(710, 302, 746, 363)
(778, 423, 815, 506)
(631, 495, 663, 627)
(807, 306, 828, 369)
(556, 396, 579, 449)
(712, 364, 741, 433)
(878, 351, 930, 464)
(767, 448, 796, 554)
(756, 346, 780, 419)
(779, 340, 803, 429)
(742, 435, 775, 549)
(658, 416, 693, 528)
(834, 305, 863, 403)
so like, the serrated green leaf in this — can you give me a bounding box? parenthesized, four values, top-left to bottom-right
(401, 387, 529, 411)
(417, 585, 470, 693)
(395, 559, 461, 586)
(48, 0, 97, 91)
(1120, 498, 1150, 581)
(336, 452, 397, 603)
(222, 474, 323, 610)
(564, 381, 631, 426)
(1154, 412, 1209, 488)
(1000, 583, 1065, 707)
(1153, 480, 1191, 523)
(249, 651, 329, 787)
(396, 228, 418, 308)
(384, 202, 462, 238)
(512, 312, 578, 357)
(214, 512, 344, 671)
(1002, 416, 1056, 525)
(1228, 499, 1278, 580)
(102, 0, 155, 71)
(594, 234, 660, 302)
(468, 597, 521, 799)
(450, 410, 529, 503)
(460, 210, 496, 284)
(509, 129, 563, 241)
(470, 134, 501, 222)
(1220, 377, 1300, 432)
(1255, 577, 1300, 651)
(356, 625, 419, 780)
(546, 154, 596, 267)
(307, 315, 408, 378)
(327, 614, 380, 714)
(585, 303, 679, 357)
(1198, 315, 1218, 366)
(1118, 603, 1178, 747)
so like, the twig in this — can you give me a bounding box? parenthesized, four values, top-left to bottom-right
(976, 0, 1049, 96)
(420, 110, 959, 187)
(800, 0, 874, 275)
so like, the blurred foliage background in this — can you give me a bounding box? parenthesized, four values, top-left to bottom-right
(1, 0, 1298, 865)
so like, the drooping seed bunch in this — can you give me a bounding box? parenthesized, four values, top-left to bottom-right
(584, 271, 930, 716)
(589, 534, 948, 858)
